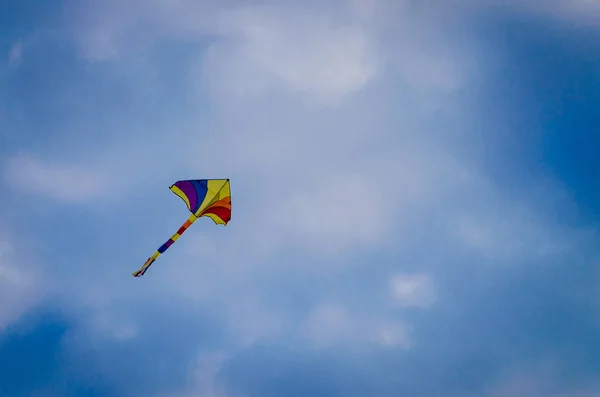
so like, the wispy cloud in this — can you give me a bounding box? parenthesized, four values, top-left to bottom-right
(302, 301, 412, 349)
(389, 273, 436, 308)
(200, 4, 379, 105)
(0, 232, 44, 331)
(3, 154, 114, 203)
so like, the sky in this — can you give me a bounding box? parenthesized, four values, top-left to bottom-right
(1, 0, 600, 396)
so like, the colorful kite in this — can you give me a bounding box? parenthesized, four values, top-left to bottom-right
(132, 179, 231, 277)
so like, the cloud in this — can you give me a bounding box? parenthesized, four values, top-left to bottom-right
(302, 302, 362, 347)
(65, 0, 467, 96)
(278, 171, 397, 253)
(200, 4, 379, 105)
(173, 352, 229, 397)
(3, 154, 114, 203)
(0, 232, 44, 331)
(389, 273, 436, 308)
(302, 302, 412, 349)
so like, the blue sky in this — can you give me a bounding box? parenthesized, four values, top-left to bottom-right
(1, 1, 600, 396)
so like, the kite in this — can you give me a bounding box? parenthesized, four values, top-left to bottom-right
(132, 179, 231, 277)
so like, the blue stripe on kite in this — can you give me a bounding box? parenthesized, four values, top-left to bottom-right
(190, 180, 208, 213)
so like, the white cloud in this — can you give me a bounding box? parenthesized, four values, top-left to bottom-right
(303, 302, 353, 347)
(67, 0, 471, 102)
(389, 273, 436, 308)
(225, 297, 285, 347)
(302, 302, 412, 349)
(279, 172, 390, 253)
(0, 232, 44, 331)
(187, 352, 229, 397)
(157, 351, 228, 397)
(201, 5, 379, 104)
(377, 320, 412, 348)
(3, 154, 114, 203)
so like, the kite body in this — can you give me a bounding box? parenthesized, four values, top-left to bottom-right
(132, 179, 231, 277)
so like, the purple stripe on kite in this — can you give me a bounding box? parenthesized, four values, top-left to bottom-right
(158, 238, 176, 254)
(175, 181, 198, 213)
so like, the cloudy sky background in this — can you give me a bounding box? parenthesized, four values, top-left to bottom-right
(1, 0, 600, 396)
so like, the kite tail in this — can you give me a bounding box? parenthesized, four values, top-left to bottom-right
(132, 214, 198, 277)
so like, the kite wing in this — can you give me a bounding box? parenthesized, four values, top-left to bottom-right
(132, 179, 231, 277)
